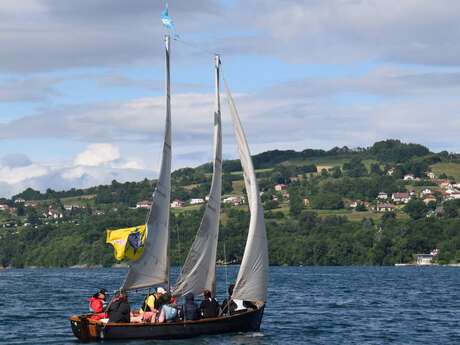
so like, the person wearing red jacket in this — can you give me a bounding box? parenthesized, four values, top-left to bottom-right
(88, 289, 108, 320)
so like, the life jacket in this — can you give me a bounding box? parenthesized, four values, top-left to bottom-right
(88, 296, 104, 313)
(141, 294, 158, 312)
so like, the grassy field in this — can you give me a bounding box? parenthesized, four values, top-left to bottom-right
(284, 157, 379, 172)
(431, 162, 460, 181)
(269, 204, 408, 222)
(60, 195, 96, 206)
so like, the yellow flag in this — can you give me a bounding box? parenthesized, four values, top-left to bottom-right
(106, 225, 147, 261)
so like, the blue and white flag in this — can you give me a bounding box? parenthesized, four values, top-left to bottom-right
(161, 3, 178, 37)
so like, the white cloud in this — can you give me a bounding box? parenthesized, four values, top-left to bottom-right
(74, 143, 120, 166)
(0, 145, 152, 198)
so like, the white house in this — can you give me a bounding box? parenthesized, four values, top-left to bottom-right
(422, 195, 437, 205)
(223, 196, 244, 206)
(403, 174, 415, 181)
(392, 192, 411, 204)
(171, 199, 184, 208)
(0, 204, 9, 211)
(420, 188, 432, 196)
(136, 200, 152, 209)
(376, 203, 395, 212)
(377, 192, 388, 200)
(274, 184, 288, 191)
(426, 172, 436, 180)
(14, 198, 25, 204)
(190, 198, 205, 205)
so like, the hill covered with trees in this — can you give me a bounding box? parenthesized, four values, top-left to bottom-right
(1, 139, 460, 268)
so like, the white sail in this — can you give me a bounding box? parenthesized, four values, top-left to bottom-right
(224, 80, 268, 304)
(122, 35, 172, 291)
(173, 55, 222, 297)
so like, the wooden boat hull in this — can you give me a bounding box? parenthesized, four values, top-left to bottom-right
(69, 307, 264, 341)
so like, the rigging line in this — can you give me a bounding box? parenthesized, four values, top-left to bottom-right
(174, 36, 220, 57)
(223, 241, 228, 296)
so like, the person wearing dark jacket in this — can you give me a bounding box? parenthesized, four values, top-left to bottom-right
(199, 289, 220, 318)
(183, 293, 200, 321)
(107, 292, 130, 323)
(221, 284, 237, 315)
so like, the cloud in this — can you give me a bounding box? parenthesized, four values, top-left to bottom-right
(74, 143, 120, 166)
(0, 77, 60, 102)
(235, 0, 460, 66)
(0, 144, 152, 197)
(0, 0, 221, 73)
(1, 154, 32, 168)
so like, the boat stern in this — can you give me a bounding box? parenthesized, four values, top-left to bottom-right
(69, 315, 100, 342)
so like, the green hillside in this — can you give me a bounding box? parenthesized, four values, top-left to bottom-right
(2, 139, 460, 268)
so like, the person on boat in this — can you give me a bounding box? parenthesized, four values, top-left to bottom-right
(183, 293, 200, 321)
(220, 284, 237, 315)
(157, 293, 178, 323)
(199, 289, 220, 318)
(88, 289, 108, 320)
(107, 291, 130, 323)
(130, 286, 166, 323)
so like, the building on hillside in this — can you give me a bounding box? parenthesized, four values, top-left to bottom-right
(392, 192, 411, 204)
(420, 188, 432, 196)
(446, 193, 460, 200)
(14, 198, 25, 204)
(47, 209, 63, 219)
(64, 204, 81, 211)
(24, 201, 38, 208)
(303, 198, 310, 207)
(426, 172, 436, 179)
(171, 199, 184, 208)
(274, 184, 288, 191)
(403, 174, 415, 181)
(223, 196, 244, 206)
(439, 180, 451, 189)
(190, 198, 205, 205)
(422, 195, 437, 205)
(136, 200, 152, 209)
(377, 192, 388, 200)
(376, 203, 396, 212)
(386, 167, 396, 176)
(415, 249, 438, 266)
(349, 200, 360, 208)
(0, 204, 10, 211)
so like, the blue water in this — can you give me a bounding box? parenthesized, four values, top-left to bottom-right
(1, 266, 460, 344)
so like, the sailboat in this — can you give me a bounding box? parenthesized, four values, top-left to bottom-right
(69, 35, 268, 341)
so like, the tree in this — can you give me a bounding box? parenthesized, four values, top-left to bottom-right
(403, 199, 428, 220)
(331, 166, 342, 178)
(370, 163, 383, 176)
(355, 203, 367, 212)
(444, 200, 460, 218)
(311, 193, 344, 210)
(343, 158, 368, 177)
(289, 191, 303, 216)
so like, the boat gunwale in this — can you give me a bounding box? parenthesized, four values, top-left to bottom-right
(69, 306, 262, 328)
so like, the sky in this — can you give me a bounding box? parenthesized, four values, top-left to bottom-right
(1, 0, 460, 197)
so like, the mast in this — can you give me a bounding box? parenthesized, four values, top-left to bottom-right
(173, 54, 222, 298)
(165, 34, 171, 291)
(121, 35, 172, 291)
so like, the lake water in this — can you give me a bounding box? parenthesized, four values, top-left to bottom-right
(1, 266, 459, 345)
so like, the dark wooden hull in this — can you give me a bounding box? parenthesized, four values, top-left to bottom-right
(69, 307, 264, 341)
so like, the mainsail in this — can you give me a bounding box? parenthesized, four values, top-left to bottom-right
(122, 35, 172, 291)
(173, 55, 222, 297)
(225, 81, 268, 304)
